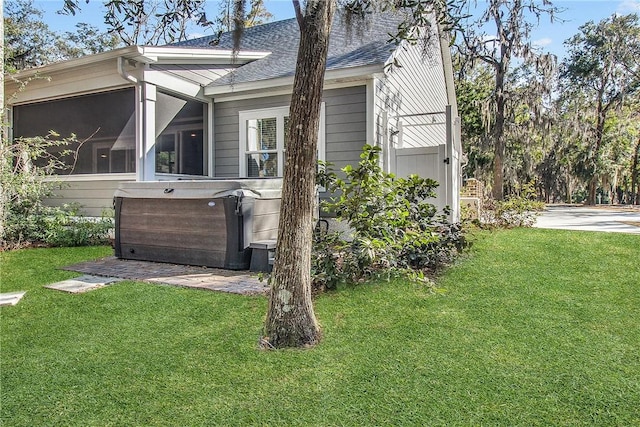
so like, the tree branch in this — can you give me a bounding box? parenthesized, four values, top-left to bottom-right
(292, 0, 304, 28)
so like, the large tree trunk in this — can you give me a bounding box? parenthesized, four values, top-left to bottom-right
(632, 139, 640, 205)
(263, 0, 335, 348)
(492, 66, 506, 201)
(492, 122, 505, 201)
(585, 93, 607, 205)
(565, 164, 572, 204)
(587, 177, 598, 205)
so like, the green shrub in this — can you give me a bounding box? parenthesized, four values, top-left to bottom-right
(42, 205, 113, 247)
(1, 133, 112, 249)
(480, 181, 545, 228)
(314, 145, 468, 291)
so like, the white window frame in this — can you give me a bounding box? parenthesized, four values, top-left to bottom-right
(239, 104, 325, 177)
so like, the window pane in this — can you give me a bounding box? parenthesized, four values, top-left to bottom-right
(156, 92, 187, 137)
(110, 149, 129, 173)
(247, 118, 276, 151)
(96, 147, 110, 174)
(155, 92, 206, 176)
(13, 89, 136, 175)
(155, 134, 176, 173)
(180, 130, 204, 175)
(247, 152, 278, 177)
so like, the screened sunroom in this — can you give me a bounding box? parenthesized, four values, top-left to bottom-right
(5, 45, 268, 215)
(12, 88, 209, 178)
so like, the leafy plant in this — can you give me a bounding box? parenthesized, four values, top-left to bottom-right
(42, 206, 113, 247)
(313, 144, 468, 291)
(1, 133, 112, 249)
(480, 181, 545, 228)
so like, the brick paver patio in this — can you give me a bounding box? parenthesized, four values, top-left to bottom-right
(64, 257, 268, 295)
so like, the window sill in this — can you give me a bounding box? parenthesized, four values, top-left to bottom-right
(44, 173, 137, 182)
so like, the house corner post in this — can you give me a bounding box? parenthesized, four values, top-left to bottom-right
(445, 104, 454, 222)
(141, 82, 157, 182)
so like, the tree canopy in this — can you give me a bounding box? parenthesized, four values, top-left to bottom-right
(560, 13, 640, 204)
(454, 1, 640, 205)
(4, 0, 119, 72)
(453, 0, 560, 200)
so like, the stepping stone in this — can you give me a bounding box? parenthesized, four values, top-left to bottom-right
(45, 275, 123, 294)
(0, 291, 27, 306)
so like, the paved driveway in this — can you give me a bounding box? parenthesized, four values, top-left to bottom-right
(534, 205, 640, 234)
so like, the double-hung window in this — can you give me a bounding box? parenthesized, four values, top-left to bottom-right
(239, 104, 325, 177)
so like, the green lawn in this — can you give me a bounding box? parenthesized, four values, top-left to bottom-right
(1, 229, 639, 426)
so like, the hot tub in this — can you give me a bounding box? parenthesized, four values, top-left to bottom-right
(113, 179, 282, 269)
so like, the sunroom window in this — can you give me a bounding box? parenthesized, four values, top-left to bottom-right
(239, 105, 324, 178)
(155, 92, 206, 176)
(12, 88, 136, 175)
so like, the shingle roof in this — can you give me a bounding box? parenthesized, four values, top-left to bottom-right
(171, 12, 404, 86)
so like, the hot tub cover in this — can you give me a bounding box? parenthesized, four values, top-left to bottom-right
(114, 178, 283, 200)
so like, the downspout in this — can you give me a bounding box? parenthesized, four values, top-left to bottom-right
(117, 57, 145, 182)
(117, 56, 138, 84)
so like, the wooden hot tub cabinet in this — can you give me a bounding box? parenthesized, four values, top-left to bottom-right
(114, 179, 281, 269)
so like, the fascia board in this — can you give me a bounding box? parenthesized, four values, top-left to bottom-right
(204, 63, 384, 96)
(6, 46, 144, 80)
(211, 78, 373, 103)
(5, 46, 270, 80)
(132, 47, 271, 65)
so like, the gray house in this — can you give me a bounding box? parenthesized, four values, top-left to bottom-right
(6, 12, 461, 222)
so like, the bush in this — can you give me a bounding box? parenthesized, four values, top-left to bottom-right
(479, 181, 545, 228)
(1, 133, 113, 249)
(42, 206, 113, 247)
(314, 145, 468, 291)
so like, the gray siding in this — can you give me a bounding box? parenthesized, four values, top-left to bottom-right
(212, 85, 367, 178)
(375, 29, 449, 149)
(214, 94, 291, 177)
(324, 86, 367, 173)
(45, 177, 134, 217)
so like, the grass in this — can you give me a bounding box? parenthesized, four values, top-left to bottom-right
(1, 229, 639, 426)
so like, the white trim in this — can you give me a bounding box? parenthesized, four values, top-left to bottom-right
(141, 82, 157, 181)
(44, 173, 136, 182)
(207, 99, 215, 177)
(438, 24, 459, 120)
(154, 173, 213, 180)
(205, 64, 384, 96)
(6, 46, 270, 80)
(318, 102, 326, 157)
(239, 106, 288, 177)
(135, 85, 145, 182)
(7, 46, 144, 80)
(142, 68, 204, 100)
(238, 104, 326, 178)
(211, 79, 371, 103)
(132, 47, 271, 65)
(366, 79, 375, 147)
